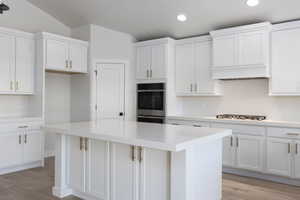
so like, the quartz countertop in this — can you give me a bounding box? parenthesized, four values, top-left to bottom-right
(167, 115, 300, 129)
(43, 119, 231, 152)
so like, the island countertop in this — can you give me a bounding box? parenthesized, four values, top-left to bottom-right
(43, 119, 231, 152)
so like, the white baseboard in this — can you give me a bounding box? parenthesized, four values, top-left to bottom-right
(44, 150, 55, 158)
(223, 167, 300, 186)
(0, 161, 43, 175)
(52, 187, 73, 198)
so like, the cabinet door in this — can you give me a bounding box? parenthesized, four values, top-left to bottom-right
(0, 132, 23, 169)
(212, 35, 236, 67)
(110, 143, 137, 200)
(0, 33, 15, 93)
(222, 136, 235, 167)
(139, 147, 170, 200)
(69, 43, 88, 73)
(15, 37, 35, 94)
(136, 46, 151, 80)
(295, 141, 300, 179)
(194, 41, 217, 94)
(266, 138, 292, 177)
(23, 130, 42, 164)
(46, 39, 69, 71)
(238, 31, 266, 66)
(68, 136, 85, 192)
(236, 135, 263, 172)
(270, 28, 300, 95)
(175, 43, 195, 95)
(86, 139, 109, 199)
(150, 44, 166, 79)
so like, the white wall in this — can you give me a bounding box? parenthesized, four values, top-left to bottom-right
(176, 79, 300, 121)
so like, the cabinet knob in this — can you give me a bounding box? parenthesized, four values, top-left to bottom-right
(139, 147, 143, 163)
(66, 60, 69, 68)
(131, 146, 136, 161)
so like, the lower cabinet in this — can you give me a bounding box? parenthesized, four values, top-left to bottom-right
(222, 136, 235, 167)
(0, 129, 43, 172)
(295, 141, 300, 179)
(67, 137, 170, 200)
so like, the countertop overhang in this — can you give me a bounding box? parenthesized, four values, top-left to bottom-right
(43, 120, 232, 152)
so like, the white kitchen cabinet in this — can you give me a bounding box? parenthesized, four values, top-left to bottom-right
(266, 138, 292, 177)
(235, 135, 263, 171)
(86, 140, 109, 199)
(23, 130, 42, 163)
(295, 141, 300, 179)
(222, 136, 235, 167)
(110, 143, 136, 200)
(0, 132, 23, 169)
(68, 136, 85, 192)
(46, 39, 69, 71)
(39, 32, 88, 74)
(15, 37, 35, 94)
(210, 22, 271, 79)
(136, 38, 171, 81)
(175, 36, 221, 96)
(270, 21, 300, 96)
(0, 33, 15, 94)
(139, 147, 170, 200)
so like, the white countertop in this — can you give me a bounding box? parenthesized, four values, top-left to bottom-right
(167, 115, 300, 129)
(43, 120, 231, 152)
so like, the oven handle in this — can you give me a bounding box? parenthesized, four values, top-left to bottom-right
(137, 89, 164, 92)
(138, 116, 165, 119)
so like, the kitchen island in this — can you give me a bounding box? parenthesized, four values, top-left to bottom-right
(43, 120, 232, 200)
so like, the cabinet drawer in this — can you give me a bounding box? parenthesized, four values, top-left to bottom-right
(267, 127, 300, 139)
(0, 123, 42, 133)
(211, 123, 265, 136)
(166, 119, 210, 127)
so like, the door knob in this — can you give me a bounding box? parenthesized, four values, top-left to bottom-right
(119, 112, 124, 116)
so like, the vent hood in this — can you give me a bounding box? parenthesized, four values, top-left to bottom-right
(210, 22, 272, 80)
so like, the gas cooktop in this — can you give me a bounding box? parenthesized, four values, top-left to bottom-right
(216, 114, 266, 121)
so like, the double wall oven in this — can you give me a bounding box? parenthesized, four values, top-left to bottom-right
(137, 83, 165, 123)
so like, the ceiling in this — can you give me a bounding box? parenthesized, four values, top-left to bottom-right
(27, 0, 300, 41)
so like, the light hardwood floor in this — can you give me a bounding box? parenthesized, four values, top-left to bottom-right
(0, 158, 299, 200)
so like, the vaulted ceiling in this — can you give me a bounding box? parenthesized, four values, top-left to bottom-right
(27, 0, 300, 41)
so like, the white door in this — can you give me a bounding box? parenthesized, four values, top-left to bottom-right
(68, 136, 85, 192)
(136, 46, 151, 80)
(0, 132, 23, 169)
(294, 141, 300, 178)
(69, 43, 88, 73)
(238, 31, 266, 66)
(222, 136, 235, 167)
(15, 37, 35, 94)
(46, 39, 69, 71)
(194, 41, 215, 94)
(96, 63, 125, 119)
(236, 135, 263, 172)
(175, 43, 195, 95)
(23, 131, 42, 164)
(266, 138, 292, 177)
(86, 139, 109, 199)
(139, 147, 170, 200)
(212, 35, 236, 67)
(0, 33, 15, 93)
(110, 143, 137, 200)
(150, 44, 166, 79)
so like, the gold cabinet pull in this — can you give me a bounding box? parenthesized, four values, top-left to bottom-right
(150, 69, 152, 78)
(24, 134, 27, 144)
(15, 81, 19, 91)
(146, 70, 149, 78)
(288, 143, 291, 154)
(190, 84, 193, 92)
(287, 133, 300, 136)
(19, 135, 22, 144)
(66, 60, 69, 68)
(296, 144, 298, 155)
(230, 136, 233, 147)
(85, 138, 88, 151)
(131, 146, 136, 161)
(194, 83, 197, 92)
(139, 147, 143, 163)
(10, 81, 14, 90)
(70, 60, 73, 69)
(236, 137, 239, 147)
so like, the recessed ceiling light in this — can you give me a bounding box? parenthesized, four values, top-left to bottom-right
(177, 14, 187, 22)
(246, 0, 259, 7)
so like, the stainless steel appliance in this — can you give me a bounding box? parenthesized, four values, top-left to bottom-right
(137, 83, 165, 123)
(216, 114, 266, 121)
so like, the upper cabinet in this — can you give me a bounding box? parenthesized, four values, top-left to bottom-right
(37, 32, 88, 73)
(270, 21, 300, 96)
(0, 28, 35, 95)
(210, 22, 271, 79)
(175, 36, 222, 96)
(136, 38, 172, 81)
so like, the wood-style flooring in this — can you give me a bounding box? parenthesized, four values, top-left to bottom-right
(0, 158, 299, 200)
